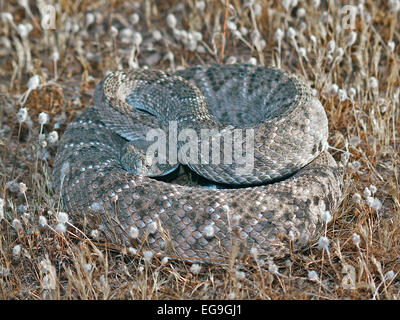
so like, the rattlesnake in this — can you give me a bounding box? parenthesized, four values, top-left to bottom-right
(53, 64, 343, 263)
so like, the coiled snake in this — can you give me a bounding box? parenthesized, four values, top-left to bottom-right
(53, 65, 342, 263)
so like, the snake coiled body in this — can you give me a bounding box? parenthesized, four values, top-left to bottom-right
(53, 65, 342, 262)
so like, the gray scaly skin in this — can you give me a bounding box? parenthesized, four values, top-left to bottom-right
(53, 65, 343, 263)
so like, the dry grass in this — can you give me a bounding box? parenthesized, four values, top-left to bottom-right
(0, 0, 399, 300)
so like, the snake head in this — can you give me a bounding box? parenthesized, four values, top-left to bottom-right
(121, 140, 178, 177)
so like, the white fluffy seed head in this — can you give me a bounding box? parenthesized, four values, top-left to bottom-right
(232, 214, 241, 224)
(268, 263, 279, 275)
(352, 233, 360, 246)
(368, 77, 379, 89)
(120, 28, 133, 43)
(389, 0, 400, 12)
(161, 256, 169, 265)
(250, 247, 258, 259)
(38, 215, 47, 227)
(28, 75, 40, 90)
(166, 13, 177, 29)
(13, 244, 21, 258)
(164, 51, 174, 62)
(311, 88, 318, 97)
(240, 26, 248, 36)
(48, 131, 59, 144)
(350, 161, 361, 171)
(363, 187, 371, 198)
(152, 30, 162, 41)
(55, 223, 66, 233)
(308, 270, 319, 281)
(40, 139, 47, 148)
(51, 50, 59, 62)
(321, 211, 332, 224)
(203, 225, 215, 238)
(196, 0, 205, 11)
(328, 83, 339, 96)
(129, 226, 139, 238)
(248, 57, 257, 65)
(235, 270, 246, 280)
(312, 0, 320, 8)
(12, 218, 23, 231)
(297, 7, 306, 18)
(318, 236, 330, 251)
(385, 270, 395, 281)
(327, 40, 336, 54)
(38, 112, 49, 125)
(190, 263, 201, 274)
(57, 211, 69, 224)
(335, 47, 344, 58)
(227, 21, 237, 31)
(388, 41, 395, 52)
(17, 23, 33, 37)
(341, 152, 350, 163)
(128, 247, 137, 255)
(38, 133, 47, 148)
(83, 263, 92, 273)
(186, 37, 197, 51)
(197, 45, 206, 53)
(110, 25, 118, 37)
(338, 89, 348, 102)
(17, 107, 28, 123)
(366, 197, 382, 211)
(253, 3, 262, 16)
(298, 47, 307, 58)
(130, 13, 140, 25)
(250, 29, 260, 44)
(143, 250, 153, 262)
(348, 87, 356, 99)
(378, 97, 386, 107)
(346, 31, 357, 47)
(133, 32, 142, 46)
(352, 193, 362, 203)
(192, 31, 202, 42)
(226, 56, 237, 64)
(22, 212, 30, 221)
(0, 198, 4, 220)
(0, 12, 13, 23)
(85, 12, 95, 26)
(147, 221, 157, 234)
(287, 27, 296, 40)
(282, 0, 297, 11)
(19, 182, 27, 194)
(90, 229, 99, 239)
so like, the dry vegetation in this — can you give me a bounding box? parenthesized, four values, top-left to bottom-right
(0, 0, 399, 300)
